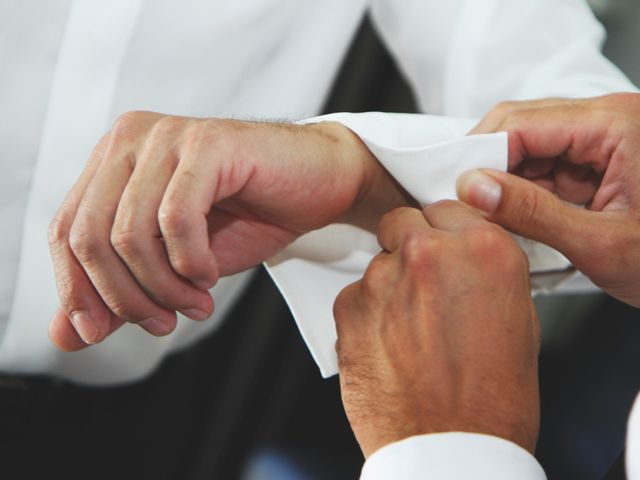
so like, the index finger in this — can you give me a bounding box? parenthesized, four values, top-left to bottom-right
(422, 199, 489, 232)
(473, 98, 616, 172)
(376, 207, 433, 253)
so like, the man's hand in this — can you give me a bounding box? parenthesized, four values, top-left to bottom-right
(48, 112, 412, 350)
(458, 93, 640, 306)
(333, 202, 540, 458)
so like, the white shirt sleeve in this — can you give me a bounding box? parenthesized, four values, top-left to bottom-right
(369, 0, 638, 118)
(360, 433, 547, 480)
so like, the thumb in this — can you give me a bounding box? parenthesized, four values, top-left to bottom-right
(456, 169, 602, 264)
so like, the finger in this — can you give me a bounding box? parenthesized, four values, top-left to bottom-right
(112, 126, 214, 321)
(496, 103, 613, 172)
(49, 307, 125, 352)
(529, 176, 556, 193)
(376, 207, 432, 253)
(470, 97, 618, 177)
(422, 199, 488, 232)
(514, 158, 600, 204)
(334, 252, 396, 349)
(457, 168, 607, 263)
(514, 158, 555, 179)
(158, 124, 233, 286)
(49, 134, 118, 345)
(469, 98, 573, 136)
(553, 161, 601, 205)
(333, 279, 363, 345)
(70, 133, 177, 336)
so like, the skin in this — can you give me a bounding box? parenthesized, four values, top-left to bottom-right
(333, 202, 541, 458)
(458, 93, 640, 306)
(336, 92, 640, 460)
(48, 112, 414, 350)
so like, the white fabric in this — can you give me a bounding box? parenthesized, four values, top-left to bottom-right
(360, 433, 547, 480)
(0, 0, 634, 381)
(628, 394, 640, 479)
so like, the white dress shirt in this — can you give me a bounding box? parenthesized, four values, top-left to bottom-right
(0, 0, 637, 477)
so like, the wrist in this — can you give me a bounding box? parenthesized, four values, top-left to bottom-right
(314, 121, 417, 232)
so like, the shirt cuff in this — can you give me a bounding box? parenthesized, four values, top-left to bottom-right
(265, 111, 589, 377)
(360, 433, 547, 480)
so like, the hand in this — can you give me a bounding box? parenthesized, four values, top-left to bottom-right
(458, 93, 640, 306)
(333, 201, 540, 458)
(48, 112, 412, 350)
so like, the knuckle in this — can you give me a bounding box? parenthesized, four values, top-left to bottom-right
(491, 100, 520, 119)
(361, 257, 388, 294)
(111, 111, 145, 138)
(400, 231, 434, 268)
(158, 202, 188, 235)
(378, 208, 397, 226)
(467, 223, 506, 254)
(183, 119, 225, 153)
(468, 224, 525, 272)
(108, 300, 138, 322)
(382, 206, 411, 222)
(514, 188, 542, 229)
(150, 115, 183, 139)
(110, 227, 142, 259)
(68, 222, 102, 264)
(48, 207, 71, 248)
(378, 207, 410, 233)
(171, 253, 201, 278)
(423, 199, 457, 216)
(95, 292, 143, 322)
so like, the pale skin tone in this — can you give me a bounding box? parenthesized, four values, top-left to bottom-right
(337, 92, 640, 459)
(48, 113, 414, 350)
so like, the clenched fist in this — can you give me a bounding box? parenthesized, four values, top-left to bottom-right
(48, 112, 412, 350)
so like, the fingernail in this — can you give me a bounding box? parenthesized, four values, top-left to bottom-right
(457, 170, 502, 212)
(139, 316, 175, 336)
(182, 308, 210, 321)
(71, 312, 99, 344)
